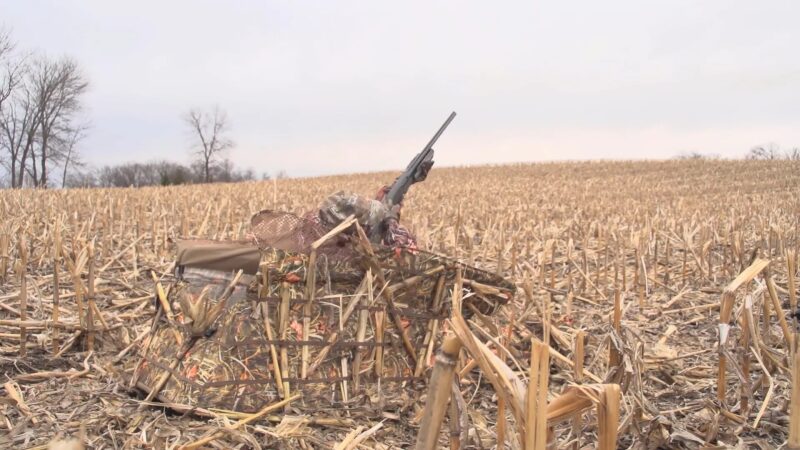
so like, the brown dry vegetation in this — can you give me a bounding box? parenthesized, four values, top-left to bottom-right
(1, 159, 799, 449)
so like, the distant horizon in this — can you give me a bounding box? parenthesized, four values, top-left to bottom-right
(64, 140, 788, 180)
(86, 153, 780, 181)
(2, 156, 793, 190)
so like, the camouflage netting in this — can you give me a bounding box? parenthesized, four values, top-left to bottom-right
(132, 212, 515, 415)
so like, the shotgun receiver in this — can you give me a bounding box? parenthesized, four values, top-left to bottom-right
(383, 111, 456, 207)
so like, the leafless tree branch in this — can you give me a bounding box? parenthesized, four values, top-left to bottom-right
(746, 143, 799, 161)
(184, 105, 234, 183)
(58, 122, 89, 188)
(28, 56, 89, 187)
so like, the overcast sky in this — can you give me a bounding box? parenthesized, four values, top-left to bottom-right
(3, 1, 799, 176)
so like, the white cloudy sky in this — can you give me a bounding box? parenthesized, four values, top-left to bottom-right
(2, 1, 799, 176)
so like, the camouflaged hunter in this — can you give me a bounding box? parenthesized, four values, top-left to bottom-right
(132, 112, 515, 415)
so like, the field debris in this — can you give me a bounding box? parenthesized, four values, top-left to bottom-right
(1, 159, 800, 449)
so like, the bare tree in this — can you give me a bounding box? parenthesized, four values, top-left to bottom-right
(675, 151, 718, 160)
(0, 90, 36, 187)
(746, 143, 800, 161)
(17, 87, 40, 187)
(59, 124, 88, 188)
(1, 50, 88, 188)
(0, 28, 26, 185)
(28, 56, 88, 187)
(0, 28, 22, 111)
(1, 30, 89, 189)
(184, 106, 233, 183)
(746, 143, 782, 160)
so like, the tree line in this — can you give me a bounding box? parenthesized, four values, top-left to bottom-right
(0, 28, 270, 189)
(678, 145, 800, 161)
(744, 143, 800, 161)
(65, 159, 271, 189)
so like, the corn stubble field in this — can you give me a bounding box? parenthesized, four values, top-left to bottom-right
(1, 159, 799, 449)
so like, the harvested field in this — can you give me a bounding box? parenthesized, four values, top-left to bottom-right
(1, 159, 800, 449)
